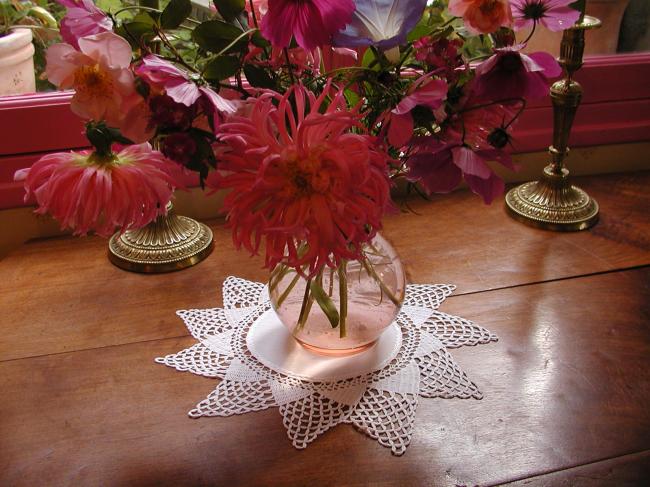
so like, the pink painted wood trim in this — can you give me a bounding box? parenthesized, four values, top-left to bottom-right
(1, 53, 649, 209)
(0, 91, 86, 156)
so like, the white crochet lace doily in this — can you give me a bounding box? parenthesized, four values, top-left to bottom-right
(155, 276, 498, 455)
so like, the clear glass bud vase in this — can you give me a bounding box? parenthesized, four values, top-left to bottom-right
(269, 234, 406, 356)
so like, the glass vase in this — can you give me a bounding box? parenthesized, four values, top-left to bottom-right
(269, 234, 406, 356)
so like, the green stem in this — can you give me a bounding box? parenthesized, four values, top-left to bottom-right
(276, 272, 300, 308)
(296, 278, 312, 332)
(361, 258, 401, 306)
(338, 263, 347, 339)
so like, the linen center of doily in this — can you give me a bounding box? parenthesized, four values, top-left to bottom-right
(245, 309, 403, 382)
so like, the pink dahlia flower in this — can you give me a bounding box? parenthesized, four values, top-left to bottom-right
(407, 137, 516, 204)
(15, 144, 181, 237)
(45, 32, 139, 127)
(511, 0, 580, 32)
(260, 0, 355, 51)
(449, 0, 513, 34)
(473, 45, 562, 100)
(387, 77, 448, 148)
(56, 0, 113, 49)
(136, 55, 236, 116)
(213, 84, 392, 277)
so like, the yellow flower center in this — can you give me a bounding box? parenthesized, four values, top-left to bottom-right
(73, 64, 113, 98)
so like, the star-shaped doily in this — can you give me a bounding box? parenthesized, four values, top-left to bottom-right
(156, 276, 497, 455)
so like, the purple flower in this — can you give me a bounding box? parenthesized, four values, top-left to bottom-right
(136, 56, 236, 116)
(473, 45, 562, 101)
(333, 0, 428, 50)
(407, 137, 516, 204)
(56, 0, 113, 49)
(511, 0, 580, 32)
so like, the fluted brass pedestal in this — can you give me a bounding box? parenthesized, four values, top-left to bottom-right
(505, 15, 601, 232)
(108, 205, 213, 273)
(505, 165, 599, 231)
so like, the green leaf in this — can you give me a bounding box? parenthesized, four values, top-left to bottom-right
(213, 0, 245, 22)
(251, 30, 270, 48)
(204, 55, 240, 81)
(117, 14, 157, 47)
(192, 19, 247, 53)
(343, 88, 360, 108)
(406, 20, 433, 42)
(243, 64, 275, 89)
(361, 47, 381, 71)
(310, 280, 339, 328)
(161, 0, 192, 30)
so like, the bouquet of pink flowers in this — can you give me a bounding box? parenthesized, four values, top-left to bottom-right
(17, 0, 581, 336)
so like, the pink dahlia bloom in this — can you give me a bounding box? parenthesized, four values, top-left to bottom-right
(511, 0, 580, 32)
(57, 0, 113, 49)
(15, 144, 181, 237)
(387, 77, 448, 148)
(449, 0, 513, 34)
(213, 84, 392, 277)
(45, 32, 139, 127)
(473, 45, 562, 100)
(407, 137, 516, 204)
(136, 55, 236, 116)
(260, 0, 355, 51)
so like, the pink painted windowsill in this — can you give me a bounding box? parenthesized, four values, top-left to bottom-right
(1, 53, 649, 210)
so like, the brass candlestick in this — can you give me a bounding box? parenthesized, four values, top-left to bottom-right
(108, 203, 213, 273)
(505, 15, 602, 231)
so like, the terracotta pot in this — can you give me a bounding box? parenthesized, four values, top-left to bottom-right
(0, 29, 36, 96)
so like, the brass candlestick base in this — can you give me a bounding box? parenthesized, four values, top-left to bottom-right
(506, 165, 598, 231)
(505, 15, 601, 231)
(108, 204, 213, 273)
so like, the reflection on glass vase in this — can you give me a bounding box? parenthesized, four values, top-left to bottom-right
(269, 234, 406, 356)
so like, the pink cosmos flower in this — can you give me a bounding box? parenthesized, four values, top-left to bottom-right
(136, 55, 236, 117)
(56, 0, 113, 49)
(407, 136, 516, 204)
(449, 0, 513, 34)
(14, 144, 182, 237)
(511, 0, 580, 32)
(447, 87, 519, 150)
(260, 0, 355, 51)
(387, 77, 448, 148)
(45, 32, 139, 128)
(473, 45, 562, 100)
(212, 83, 392, 277)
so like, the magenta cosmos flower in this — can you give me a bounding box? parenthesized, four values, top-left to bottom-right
(213, 83, 392, 277)
(45, 32, 139, 128)
(511, 0, 580, 32)
(407, 137, 516, 204)
(261, 0, 355, 51)
(15, 144, 181, 237)
(136, 55, 236, 116)
(387, 77, 448, 148)
(56, 0, 112, 49)
(473, 45, 562, 100)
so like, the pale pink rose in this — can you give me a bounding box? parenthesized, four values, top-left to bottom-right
(15, 144, 182, 237)
(45, 32, 139, 127)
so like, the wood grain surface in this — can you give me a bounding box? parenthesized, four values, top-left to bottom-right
(1, 171, 649, 486)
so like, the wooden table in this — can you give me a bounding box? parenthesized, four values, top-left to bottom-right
(1, 172, 649, 486)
